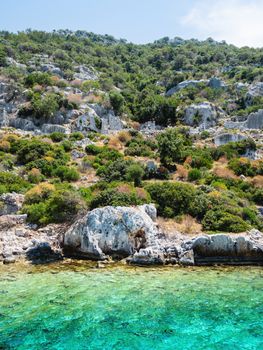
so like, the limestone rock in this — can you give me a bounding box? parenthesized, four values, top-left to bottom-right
(208, 77, 227, 89)
(246, 82, 263, 105)
(166, 79, 208, 96)
(183, 102, 225, 130)
(0, 193, 25, 216)
(191, 234, 263, 264)
(214, 133, 246, 146)
(63, 204, 160, 260)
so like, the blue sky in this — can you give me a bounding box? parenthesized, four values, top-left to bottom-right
(1, 0, 262, 47)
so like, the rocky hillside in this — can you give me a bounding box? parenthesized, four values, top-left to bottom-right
(0, 30, 262, 264)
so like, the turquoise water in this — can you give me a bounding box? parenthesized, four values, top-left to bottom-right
(0, 262, 262, 350)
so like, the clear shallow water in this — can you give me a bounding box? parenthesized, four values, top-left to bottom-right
(0, 262, 262, 350)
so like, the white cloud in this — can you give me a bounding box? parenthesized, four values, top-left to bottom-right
(181, 0, 263, 47)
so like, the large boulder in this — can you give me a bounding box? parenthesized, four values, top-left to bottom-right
(183, 102, 225, 130)
(63, 204, 161, 260)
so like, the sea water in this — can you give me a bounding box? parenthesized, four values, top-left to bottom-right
(0, 262, 262, 350)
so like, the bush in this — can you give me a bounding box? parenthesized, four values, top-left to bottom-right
(23, 187, 85, 225)
(0, 172, 30, 194)
(27, 168, 44, 184)
(69, 132, 84, 141)
(202, 209, 250, 233)
(0, 140, 11, 152)
(15, 139, 52, 164)
(52, 166, 80, 182)
(25, 72, 52, 87)
(157, 128, 192, 168)
(126, 163, 145, 187)
(146, 182, 197, 218)
(188, 168, 202, 182)
(49, 132, 66, 142)
(90, 187, 148, 209)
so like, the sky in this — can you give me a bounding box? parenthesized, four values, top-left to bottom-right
(0, 0, 263, 48)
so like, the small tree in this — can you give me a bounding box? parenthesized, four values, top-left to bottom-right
(126, 164, 144, 187)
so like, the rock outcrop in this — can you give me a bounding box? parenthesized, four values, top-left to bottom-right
(0, 193, 25, 216)
(183, 102, 225, 130)
(214, 133, 246, 146)
(63, 205, 263, 266)
(190, 233, 263, 265)
(166, 79, 208, 96)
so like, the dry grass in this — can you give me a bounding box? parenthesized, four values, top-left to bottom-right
(174, 164, 189, 180)
(108, 136, 123, 151)
(212, 161, 237, 180)
(250, 175, 263, 188)
(158, 215, 202, 237)
(117, 131, 132, 144)
(67, 93, 83, 106)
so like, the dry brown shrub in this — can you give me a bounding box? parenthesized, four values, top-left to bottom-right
(86, 94, 103, 103)
(218, 156, 228, 164)
(117, 131, 132, 144)
(128, 121, 140, 130)
(108, 136, 122, 150)
(71, 79, 82, 87)
(179, 215, 202, 235)
(0, 140, 11, 152)
(51, 76, 60, 84)
(67, 93, 82, 105)
(116, 184, 131, 195)
(175, 164, 189, 180)
(250, 175, 263, 188)
(213, 165, 237, 179)
(184, 155, 192, 166)
(135, 187, 148, 200)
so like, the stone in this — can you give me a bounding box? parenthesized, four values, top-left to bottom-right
(191, 234, 263, 264)
(179, 249, 195, 266)
(183, 102, 225, 130)
(246, 82, 263, 105)
(41, 124, 68, 134)
(166, 79, 208, 96)
(73, 65, 98, 81)
(0, 193, 25, 216)
(214, 133, 246, 146)
(246, 109, 263, 129)
(208, 77, 227, 89)
(63, 204, 160, 260)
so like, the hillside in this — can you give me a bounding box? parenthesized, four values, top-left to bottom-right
(0, 30, 262, 247)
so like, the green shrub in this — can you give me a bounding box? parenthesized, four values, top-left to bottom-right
(202, 209, 250, 232)
(188, 168, 202, 181)
(25, 72, 52, 87)
(49, 132, 66, 142)
(157, 128, 192, 168)
(15, 139, 52, 164)
(0, 172, 30, 194)
(69, 132, 84, 141)
(52, 166, 80, 182)
(126, 163, 145, 187)
(23, 187, 85, 225)
(90, 187, 148, 209)
(146, 182, 197, 218)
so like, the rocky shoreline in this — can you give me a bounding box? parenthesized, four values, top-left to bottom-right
(0, 200, 262, 266)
